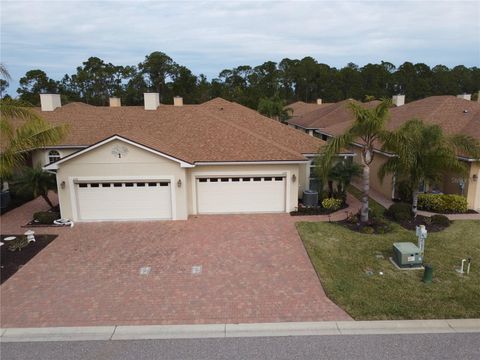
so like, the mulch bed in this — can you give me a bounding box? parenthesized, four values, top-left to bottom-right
(23, 222, 64, 228)
(393, 215, 449, 233)
(0, 234, 57, 284)
(337, 218, 393, 235)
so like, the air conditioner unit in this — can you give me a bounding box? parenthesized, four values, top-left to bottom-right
(393, 242, 423, 268)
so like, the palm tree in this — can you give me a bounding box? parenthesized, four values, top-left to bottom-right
(0, 65, 67, 189)
(317, 99, 392, 222)
(257, 96, 291, 123)
(13, 166, 57, 208)
(379, 119, 480, 217)
(328, 160, 363, 199)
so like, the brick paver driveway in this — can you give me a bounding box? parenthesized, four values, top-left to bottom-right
(1, 212, 351, 327)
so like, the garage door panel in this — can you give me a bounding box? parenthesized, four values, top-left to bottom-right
(197, 177, 285, 214)
(75, 181, 172, 221)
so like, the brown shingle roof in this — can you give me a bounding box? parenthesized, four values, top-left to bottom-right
(288, 96, 480, 157)
(285, 101, 332, 118)
(386, 96, 480, 139)
(8, 98, 328, 163)
(288, 99, 381, 131)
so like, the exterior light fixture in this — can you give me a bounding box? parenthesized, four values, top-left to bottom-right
(177, 179, 182, 187)
(292, 174, 297, 183)
(60, 181, 66, 189)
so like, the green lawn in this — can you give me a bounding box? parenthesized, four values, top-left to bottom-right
(347, 185, 386, 215)
(297, 220, 480, 320)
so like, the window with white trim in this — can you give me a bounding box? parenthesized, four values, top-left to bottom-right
(48, 150, 61, 163)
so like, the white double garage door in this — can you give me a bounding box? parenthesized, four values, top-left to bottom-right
(74, 175, 286, 221)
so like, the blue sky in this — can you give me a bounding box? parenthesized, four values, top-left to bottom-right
(1, 0, 479, 95)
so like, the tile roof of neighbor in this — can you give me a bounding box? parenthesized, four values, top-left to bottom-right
(289, 96, 480, 142)
(285, 101, 333, 118)
(8, 98, 327, 164)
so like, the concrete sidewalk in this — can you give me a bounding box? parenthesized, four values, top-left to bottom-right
(1, 319, 479, 342)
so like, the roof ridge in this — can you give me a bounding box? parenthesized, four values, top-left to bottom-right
(198, 107, 307, 159)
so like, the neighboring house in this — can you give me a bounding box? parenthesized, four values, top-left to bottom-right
(288, 95, 480, 211)
(18, 93, 353, 222)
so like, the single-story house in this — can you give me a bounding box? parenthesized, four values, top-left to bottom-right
(287, 95, 480, 211)
(24, 93, 353, 222)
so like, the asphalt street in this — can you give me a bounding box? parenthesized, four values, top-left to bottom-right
(2, 333, 479, 360)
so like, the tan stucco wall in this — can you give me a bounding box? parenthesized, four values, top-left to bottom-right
(55, 140, 302, 220)
(438, 172, 463, 195)
(55, 140, 188, 221)
(32, 148, 80, 168)
(466, 162, 480, 210)
(351, 147, 394, 199)
(187, 164, 300, 214)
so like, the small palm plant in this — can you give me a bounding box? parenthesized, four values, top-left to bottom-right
(379, 119, 480, 216)
(13, 166, 57, 208)
(317, 99, 392, 222)
(328, 160, 363, 199)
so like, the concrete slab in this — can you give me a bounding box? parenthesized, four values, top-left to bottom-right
(112, 324, 226, 340)
(1, 326, 115, 342)
(337, 320, 453, 335)
(446, 319, 480, 332)
(226, 321, 340, 337)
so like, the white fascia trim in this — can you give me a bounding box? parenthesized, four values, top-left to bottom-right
(43, 135, 194, 170)
(291, 124, 318, 130)
(194, 160, 308, 165)
(302, 153, 355, 158)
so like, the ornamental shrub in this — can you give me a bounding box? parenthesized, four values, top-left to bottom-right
(417, 194, 467, 213)
(385, 202, 413, 222)
(321, 197, 343, 211)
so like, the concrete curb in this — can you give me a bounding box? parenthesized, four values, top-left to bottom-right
(1, 319, 479, 342)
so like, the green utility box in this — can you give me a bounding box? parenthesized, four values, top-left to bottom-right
(393, 242, 423, 268)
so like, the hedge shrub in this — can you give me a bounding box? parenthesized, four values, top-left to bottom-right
(321, 198, 343, 211)
(385, 202, 413, 221)
(33, 211, 60, 224)
(417, 194, 467, 214)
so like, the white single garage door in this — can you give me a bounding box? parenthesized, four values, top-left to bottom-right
(75, 181, 172, 221)
(196, 176, 286, 214)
